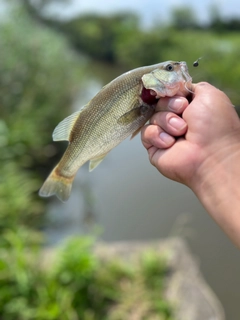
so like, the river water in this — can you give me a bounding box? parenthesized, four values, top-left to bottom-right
(45, 62, 240, 320)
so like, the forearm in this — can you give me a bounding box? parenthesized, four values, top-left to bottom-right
(191, 146, 240, 248)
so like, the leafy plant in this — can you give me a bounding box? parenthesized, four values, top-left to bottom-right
(0, 2, 84, 228)
(0, 236, 174, 320)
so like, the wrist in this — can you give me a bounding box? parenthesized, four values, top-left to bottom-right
(191, 132, 240, 196)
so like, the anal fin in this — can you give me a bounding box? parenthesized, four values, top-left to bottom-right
(89, 154, 108, 172)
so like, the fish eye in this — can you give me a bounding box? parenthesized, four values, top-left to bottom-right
(165, 64, 174, 71)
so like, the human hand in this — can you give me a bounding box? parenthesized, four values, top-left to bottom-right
(141, 82, 240, 191)
(141, 82, 240, 247)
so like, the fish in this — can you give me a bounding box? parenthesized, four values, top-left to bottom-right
(39, 60, 192, 202)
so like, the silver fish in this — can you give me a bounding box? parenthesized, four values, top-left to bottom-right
(39, 61, 192, 201)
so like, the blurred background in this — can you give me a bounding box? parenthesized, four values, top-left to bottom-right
(0, 0, 240, 319)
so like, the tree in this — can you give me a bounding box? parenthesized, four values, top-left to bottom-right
(170, 6, 198, 29)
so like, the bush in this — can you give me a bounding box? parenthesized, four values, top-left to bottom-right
(0, 3, 84, 229)
(0, 236, 174, 320)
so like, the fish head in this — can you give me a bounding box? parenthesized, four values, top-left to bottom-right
(141, 61, 192, 98)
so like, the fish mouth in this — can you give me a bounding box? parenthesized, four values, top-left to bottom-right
(179, 61, 193, 94)
(180, 61, 192, 84)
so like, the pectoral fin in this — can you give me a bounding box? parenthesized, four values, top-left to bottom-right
(89, 154, 108, 172)
(117, 107, 141, 125)
(118, 104, 151, 125)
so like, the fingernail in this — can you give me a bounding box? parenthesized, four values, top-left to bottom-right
(169, 98, 184, 112)
(169, 117, 186, 130)
(159, 132, 175, 144)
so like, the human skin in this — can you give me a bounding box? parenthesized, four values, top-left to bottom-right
(141, 82, 240, 248)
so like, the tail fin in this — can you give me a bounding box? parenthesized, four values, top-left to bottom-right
(39, 166, 74, 202)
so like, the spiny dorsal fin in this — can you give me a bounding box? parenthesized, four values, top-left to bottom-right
(52, 110, 81, 141)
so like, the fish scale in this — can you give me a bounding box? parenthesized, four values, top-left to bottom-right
(39, 60, 192, 202)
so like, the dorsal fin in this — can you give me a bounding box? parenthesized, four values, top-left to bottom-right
(52, 110, 81, 141)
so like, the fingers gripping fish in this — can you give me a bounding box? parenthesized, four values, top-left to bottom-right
(39, 61, 192, 202)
